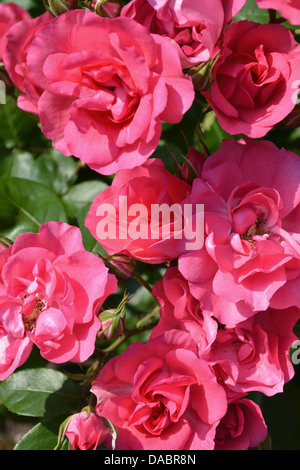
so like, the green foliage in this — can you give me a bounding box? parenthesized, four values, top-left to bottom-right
(0, 176, 67, 240)
(233, 0, 270, 23)
(0, 0, 299, 452)
(15, 416, 72, 450)
(0, 368, 81, 418)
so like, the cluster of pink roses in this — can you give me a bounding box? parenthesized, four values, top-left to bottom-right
(3, 0, 300, 172)
(0, 0, 300, 451)
(86, 137, 300, 450)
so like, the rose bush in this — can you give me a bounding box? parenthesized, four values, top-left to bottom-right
(0, 222, 117, 380)
(0, 0, 299, 452)
(202, 20, 300, 137)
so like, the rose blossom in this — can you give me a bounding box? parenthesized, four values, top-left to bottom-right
(151, 266, 217, 353)
(178, 138, 300, 325)
(121, 0, 246, 68)
(214, 398, 268, 450)
(203, 306, 299, 398)
(23, 9, 194, 175)
(202, 20, 300, 138)
(64, 410, 109, 450)
(0, 2, 30, 60)
(256, 0, 300, 25)
(91, 329, 227, 450)
(0, 222, 117, 380)
(85, 158, 192, 264)
(3, 12, 53, 114)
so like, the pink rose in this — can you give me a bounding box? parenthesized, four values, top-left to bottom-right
(151, 266, 217, 353)
(85, 158, 192, 264)
(0, 2, 30, 60)
(256, 0, 300, 25)
(202, 20, 300, 138)
(214, 399, 268, 450)
(204, 307, 299, 398)
(121, 0, 246, 68)
(65, 410, 109, 450)
(178, 139, 300, 323)
(24, 9, 194, 175)
(0, 222, 117, 380)
(3, 12, 53, 114)
(91, 329, 227, 450)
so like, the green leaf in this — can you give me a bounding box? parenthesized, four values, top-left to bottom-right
(14, 416, 71, 450)
(0, 149, 79, 197)
(1, 0, 46, 16)
(34, 150, 78, 196)
(198, 111, 232, 155)
(62, 180, 108, 218)
(0, 368, 81, 418)
(234, 0, 270, 23)
(0, 176, 67, 240)
(0, 96, 41, 149)
(76, 201, 108, 255)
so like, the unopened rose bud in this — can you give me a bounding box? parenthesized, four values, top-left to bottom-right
(100, 254, 135, 281)
(92, 0, 121, 18)
(43, 0, 78, 16)
(98, 309, 124, 340)
(188, 52, 220, 91)
(98, 292, 128, 340)
(64, 408, 109, 450)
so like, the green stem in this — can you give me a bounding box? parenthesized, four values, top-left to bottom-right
(101, 305, 160, 355)
(132, 271, 153, 294)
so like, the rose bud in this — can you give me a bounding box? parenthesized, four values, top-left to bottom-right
(92, 0, 121, 18)
(100, 254, 136, 281)
(64, 409, 110, 450)
(43, 0, 78, 16)
(98, 310, 124, 340)
(98, 293, 128, 340)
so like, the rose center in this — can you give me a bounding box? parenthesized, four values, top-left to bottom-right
(21, 292, 46, 332)
(240, 213, 268, 245)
